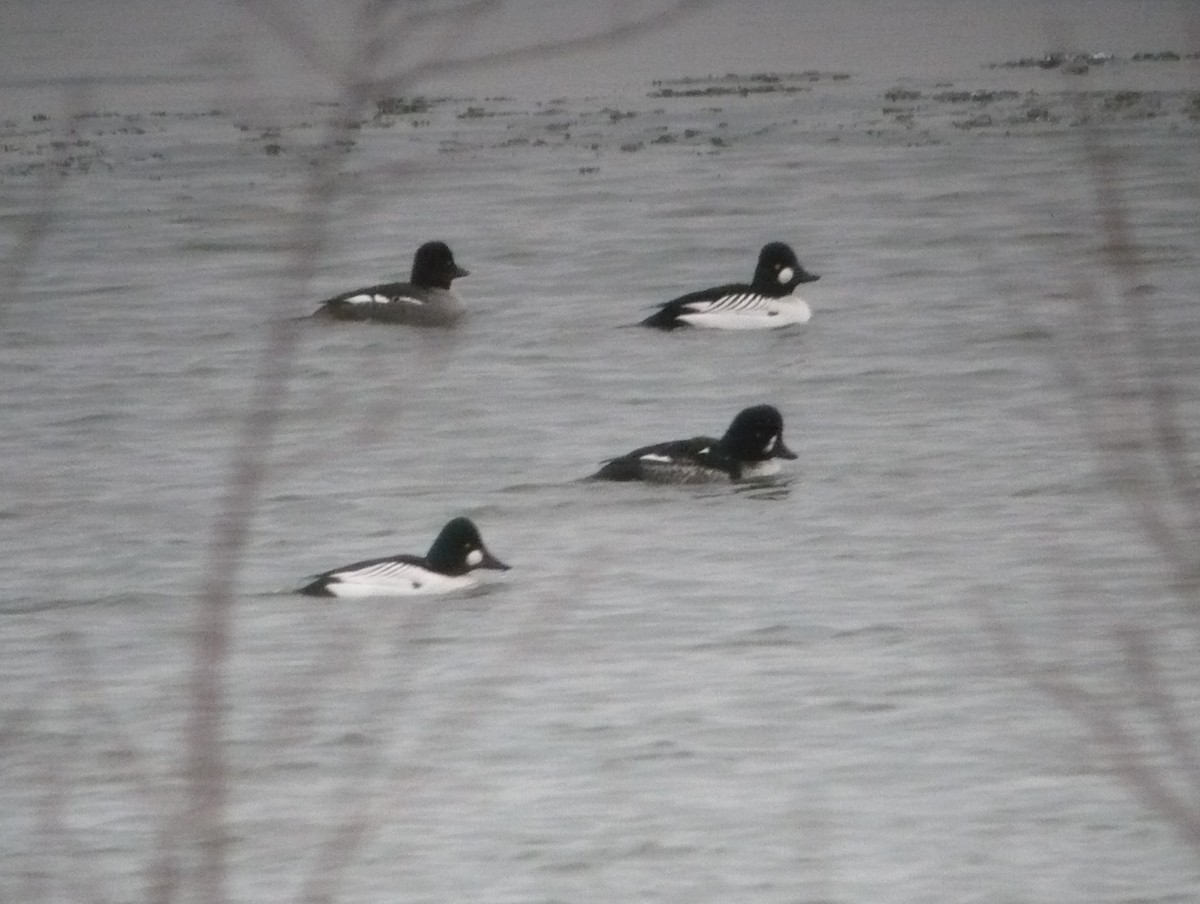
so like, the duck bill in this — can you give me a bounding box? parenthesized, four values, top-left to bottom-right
(775, 438, 798, 460)
(454, 264, 470, 279)
(796, 269, 820, 284)
(481, 549, 509, 571)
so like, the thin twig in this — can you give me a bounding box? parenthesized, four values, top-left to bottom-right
(1118, 625, 1200, 809)
(986, 604, 1200, 850)
(296, 586, 567, 904)
(1073, 94, 1200, 591)
(0, 85, 91, 318)
(1039, 667, 1200, 848)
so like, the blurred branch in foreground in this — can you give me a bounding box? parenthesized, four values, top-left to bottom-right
(995, 82, 1200, 855)
(0, 86, 92, 319)
(187, 3, 712, 904)
(1067, 131, 1200, 600)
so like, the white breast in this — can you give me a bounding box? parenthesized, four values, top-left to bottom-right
(739, 459, 782, 478)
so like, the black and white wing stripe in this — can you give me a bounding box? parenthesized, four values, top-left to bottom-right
(334, 559, 424, 582)
(682, 292, 773, 315)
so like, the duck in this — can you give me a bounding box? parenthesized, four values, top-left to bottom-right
(640, 242, 819, 330)
(312, 241, 470, 325)
(297, 517, 509, 597)
(590, 404, 797, 483)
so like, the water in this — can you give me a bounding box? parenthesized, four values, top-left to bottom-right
(2, 3, 1200, 902)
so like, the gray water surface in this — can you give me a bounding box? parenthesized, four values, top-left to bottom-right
(3, 3, 1200, 902)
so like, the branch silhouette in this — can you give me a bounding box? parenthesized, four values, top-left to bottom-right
(187, 4, 712, 903)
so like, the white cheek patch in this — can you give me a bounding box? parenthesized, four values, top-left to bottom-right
(466, 549, 483, 567)
(764, 435, 777, 453)
(777, 266, 794, 284)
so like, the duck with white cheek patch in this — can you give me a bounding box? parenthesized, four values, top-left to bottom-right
(590, 404, 798, 484)
(298, 517, 509, 598)
(640, 242, 819, 330)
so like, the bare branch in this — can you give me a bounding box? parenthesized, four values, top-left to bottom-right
(243, 0, 715, 101)
(987, 604, 1200, 850)
(374, 0, 501, 67)
(0, 86, 92, 318)
(236, 0, 345, 84)
(1118, 625, 1200, 807)
(1039, 667, 1200, 848)
(369, 0, 713, 97)
(1072, 96, 1200, 589)
(294, 598, 555, 903)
